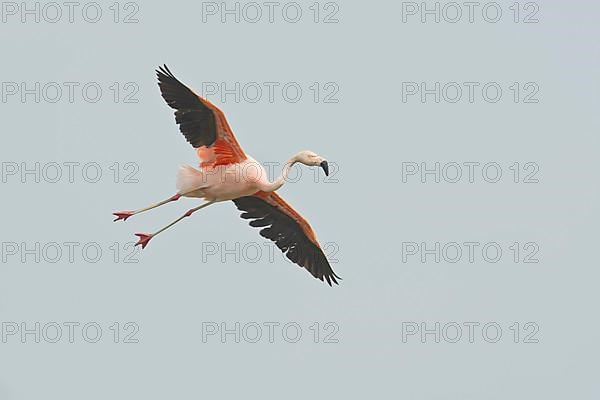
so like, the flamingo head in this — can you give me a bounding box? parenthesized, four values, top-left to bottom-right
(296, 150, 329, 176)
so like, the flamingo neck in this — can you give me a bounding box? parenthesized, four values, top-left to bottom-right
(259, 155, 298, 193)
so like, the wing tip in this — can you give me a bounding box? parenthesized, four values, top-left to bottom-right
(324, 270, 341, 286)
(156, 64, 181, 88)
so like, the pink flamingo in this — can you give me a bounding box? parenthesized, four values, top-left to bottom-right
(113, 65, 340, 286)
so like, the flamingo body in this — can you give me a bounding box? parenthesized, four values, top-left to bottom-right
(176, 157, 269, 202)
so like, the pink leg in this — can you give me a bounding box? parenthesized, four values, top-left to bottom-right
(113, 193, 181, 222)
(135, 201, 215, 249)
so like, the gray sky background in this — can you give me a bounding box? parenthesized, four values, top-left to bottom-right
(1, 1, 599, 399)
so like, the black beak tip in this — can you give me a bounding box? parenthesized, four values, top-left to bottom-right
(320, 160, 329, 176)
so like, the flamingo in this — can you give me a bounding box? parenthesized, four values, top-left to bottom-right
(113, 65, 341, 286)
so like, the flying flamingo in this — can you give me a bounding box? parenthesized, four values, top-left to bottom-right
(113, 65, 341, 286)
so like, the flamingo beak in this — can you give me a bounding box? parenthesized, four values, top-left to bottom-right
(320, 160, 329, 176)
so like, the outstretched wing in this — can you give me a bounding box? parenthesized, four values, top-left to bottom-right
(156, 65, 246, 168)
(232, 191, 341, 286)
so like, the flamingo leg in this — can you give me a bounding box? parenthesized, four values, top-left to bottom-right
(134, 201, 216, 248)
(113, 193, 182, 222)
